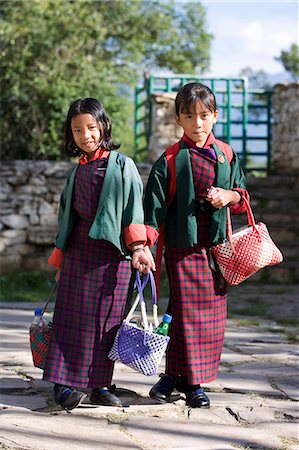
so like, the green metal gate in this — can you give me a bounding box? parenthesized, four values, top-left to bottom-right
(134, 75, 272, 173)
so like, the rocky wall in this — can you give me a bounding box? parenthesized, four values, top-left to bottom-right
(0, 160, 153, 272)
(271, 82, 299, 173)
(147, 92, 181, 163)
(0, 161, 74, 272)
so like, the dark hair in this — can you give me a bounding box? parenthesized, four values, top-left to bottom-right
(64, 97, 120, 156)
(175, 82, 217, 116)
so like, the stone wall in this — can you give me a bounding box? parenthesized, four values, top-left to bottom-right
(148, 92, 181, 163)
(0, 161, 73, 272)
(0, 160, 153, 273)
(1, 160, 298, 282)
(271, 82, 299, 173)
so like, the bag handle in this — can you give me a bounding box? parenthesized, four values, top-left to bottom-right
(136, 271, 157, 304)
(125, 270, 159, 330)
(227, 195, 260, 252)
(41, 280, 59, 315)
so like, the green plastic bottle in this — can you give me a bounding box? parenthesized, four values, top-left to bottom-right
(155, 313, 172, 336)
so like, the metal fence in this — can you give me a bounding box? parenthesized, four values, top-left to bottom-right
(134, 75, 272, 173)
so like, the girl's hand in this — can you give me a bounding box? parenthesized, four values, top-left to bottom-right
(131, 248, 151, 274)
(206, 186, 241, 209)
(144, 245, 156, 272)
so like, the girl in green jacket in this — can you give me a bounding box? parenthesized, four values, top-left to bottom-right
(144, 82, 249, 408)
(44, 98, 154, 410)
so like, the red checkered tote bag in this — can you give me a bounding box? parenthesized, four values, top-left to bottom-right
(211, 196, 283, 285)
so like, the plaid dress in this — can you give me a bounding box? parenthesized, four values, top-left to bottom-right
(43, 156, 132, 388)
(165, 147, 227, 385)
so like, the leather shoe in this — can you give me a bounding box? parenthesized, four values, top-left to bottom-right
(90, 387, 122, 407)
(185, 387, 210, 408)
(54, 384, 87, 411)
(149, 374, 176, 403)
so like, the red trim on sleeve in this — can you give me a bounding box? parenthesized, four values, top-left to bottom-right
(48, 247, 64, 268)
(230, 188, 250, 214)
(145, 225, 159, 247)
(123, 224, 147, 248)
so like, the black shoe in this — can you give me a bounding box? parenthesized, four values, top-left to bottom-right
(90, 387, 122, 407)
(149, 374, 176, 403)
(54, 384, 87, 411)
(185, 386, 210, 409)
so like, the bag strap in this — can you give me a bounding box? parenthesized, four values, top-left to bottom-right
(122, 270, 136, 318)
(41, 280, 58, 315)
(136, 271, 157, 304)
(226, 196, 259, 252)
(125, 270, 158, 330)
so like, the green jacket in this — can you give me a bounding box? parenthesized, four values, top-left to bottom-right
(55, 151, 144, 257)
(144, 140, 247, 247)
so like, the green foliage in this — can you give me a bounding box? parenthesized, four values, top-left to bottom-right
(0, 270, 56, 302)
(275, 43, 299, 81)
(0, 0, 212, 160)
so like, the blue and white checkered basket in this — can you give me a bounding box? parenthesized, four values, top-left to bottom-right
(109, 271, 170, 376)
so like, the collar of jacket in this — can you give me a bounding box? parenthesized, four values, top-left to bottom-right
(79, 147, 110, 165)
(181, 131, 216, 148)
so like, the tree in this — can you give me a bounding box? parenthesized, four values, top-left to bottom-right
(239, 67, 271, 90)
(275, 44, 299, 81)
(0, 0, 212, 160)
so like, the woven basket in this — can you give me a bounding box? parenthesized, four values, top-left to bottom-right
(212, 197, 283, 285)
(29, 281, 57, 369)
(29, 325, 52, 370)
(109, 271, 170, 376)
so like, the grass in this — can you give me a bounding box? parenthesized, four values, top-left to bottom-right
(227, 294, 268, 318)
(0, 271, 56, 302)
(284, 331, 299, 344)
(235, 318, 261, 327)
(0, 270, 167, 304)
(275, 316, 299, 326)
(1, 271, 298, 330)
